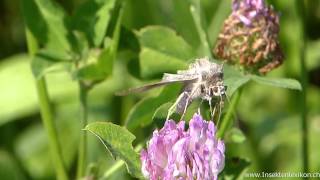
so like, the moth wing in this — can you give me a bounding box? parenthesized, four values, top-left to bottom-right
(162, 73, 198, 81)
(115, 77, 197, 96)
(116, 81, 176, 96)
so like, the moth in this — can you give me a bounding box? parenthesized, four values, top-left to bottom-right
(117, 57, 227, 120)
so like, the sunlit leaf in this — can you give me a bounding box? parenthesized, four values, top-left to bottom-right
(250, 75, 302, 91)
(0, 54, 79, 126)
(0, 55, 38, 125)
(223, 65, 250, 96)
(137, 26, 196, 78)
(85, 122, 143, 179)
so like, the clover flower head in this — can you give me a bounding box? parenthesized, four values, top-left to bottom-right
(214, 0, 283, 74)
(141, 114, 225, 180)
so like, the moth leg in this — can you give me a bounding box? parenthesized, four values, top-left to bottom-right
(212, 100, 218, 122)
(179, 86, 199, 121)
(209, 98, 213, 121)
(179, 94, 191, 121)
(218, 100, 222, 124)
(216, 95, 224, 126)
(166, 92, 188, 120)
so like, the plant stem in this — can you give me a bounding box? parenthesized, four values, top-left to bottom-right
(36, 79, 69, 180)
(295, 0, 309, 174)
(217, 89, 242, 138)
(25, 29, 68, 180)
(189, 1, 213, 59)
(207, 0, 231, 45)
(76, 81, 89, 179)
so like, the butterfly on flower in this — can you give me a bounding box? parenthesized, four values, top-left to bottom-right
(117, 57, 227, 121)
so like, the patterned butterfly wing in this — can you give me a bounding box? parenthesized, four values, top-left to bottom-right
(116, 74, 198, 96)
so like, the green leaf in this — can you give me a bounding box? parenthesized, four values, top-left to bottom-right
(0, 54, 31, 122)
(221, 157, 251, 180)
(75, 6, 124, 81)
(15, 104, 81, 179)
(137, 26, 196, 78)
(171, 0, 200, 48)
(85, 122, 143, 179)
(71, 0, 117, 47)
(110, 6, 123, 61)
(72, 31, 90, 58)
(0, 54, 78, 126)
(75, 48, 112, 81)
(0, 150, 26, 180)
(126, 84, 182, 130)
(152, 102, 173, 121)
(224, 65, 250, 96)
(225, 128, 246, 144)
(250, 75, 302, 91)
(21, 0, 72, 53)
(31, 49, 72, 79)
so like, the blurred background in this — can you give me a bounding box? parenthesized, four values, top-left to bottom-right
(0, 0, 319, 179)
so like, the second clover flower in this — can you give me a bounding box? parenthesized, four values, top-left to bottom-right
(214, 0, 284, 74)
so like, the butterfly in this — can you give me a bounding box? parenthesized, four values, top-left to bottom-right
(117, 57, 227, 121)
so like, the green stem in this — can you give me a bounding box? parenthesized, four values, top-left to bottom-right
(295, 0, 309, 174)
(217, 89, 242, 138)
(189, 1, 213, 59)
(25, 29, 68, 180)
(76, 81, 89, 179)
(207, 0, 231, 45)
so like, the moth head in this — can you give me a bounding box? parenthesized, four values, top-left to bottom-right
(210, 84, 227, 97)
(217, 63, 224, 76)
(210, 63, 224, 80)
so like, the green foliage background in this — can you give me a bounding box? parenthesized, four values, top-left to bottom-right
(0, 0, 319, 179)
